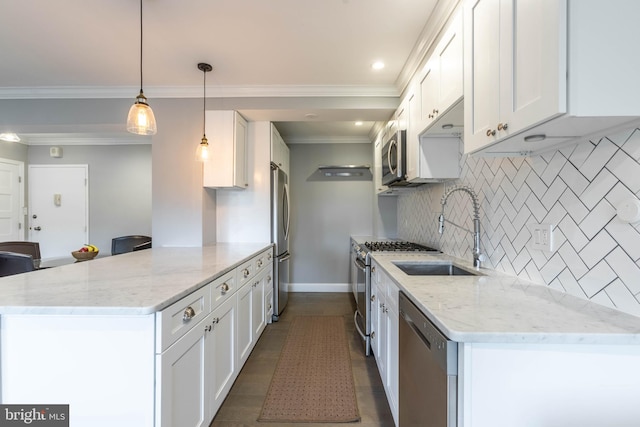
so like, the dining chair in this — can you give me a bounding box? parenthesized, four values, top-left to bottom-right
(111, 235, 152, 255)
(0, 241, 42, 268)
(0, 251, 35, 277)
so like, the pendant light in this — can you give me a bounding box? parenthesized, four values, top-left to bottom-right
(196, 62, 213, 162)
(127, 0, 157, 135)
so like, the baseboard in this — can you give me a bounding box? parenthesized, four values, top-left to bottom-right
(289, 283, 350, 292)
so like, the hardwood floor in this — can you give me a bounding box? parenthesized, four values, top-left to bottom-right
(210, 292, 395, 427)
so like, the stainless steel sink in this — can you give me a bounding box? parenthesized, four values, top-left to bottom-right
(392, 261, 481, 276)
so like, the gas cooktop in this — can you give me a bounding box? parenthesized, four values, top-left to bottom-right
(363, 241, 439, 252)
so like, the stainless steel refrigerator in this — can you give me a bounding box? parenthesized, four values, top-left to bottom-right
(271, 163, 290, 321)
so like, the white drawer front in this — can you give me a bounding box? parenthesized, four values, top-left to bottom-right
(255, 249, 273, 274)
(156, 284, 210, 353)
(211, 270, 236, 310)
(237, 259, 254, 288)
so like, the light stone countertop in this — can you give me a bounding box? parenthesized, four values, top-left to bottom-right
(0, 243, 272, 316)
(372, 252, 640, 345)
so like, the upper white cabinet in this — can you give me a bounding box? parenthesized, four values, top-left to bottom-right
(464, 0, 640, 156)
(203, 111, 248, 189)
(271, 124, 290, 176)
(418, 9, 463, 135)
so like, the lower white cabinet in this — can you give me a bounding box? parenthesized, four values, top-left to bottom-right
(370, 261, 399, 427)
(157, 248, 273, 427)
(156, 314, 208, 427)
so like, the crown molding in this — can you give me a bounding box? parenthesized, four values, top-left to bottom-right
(21, 134, 151, 146)
(0, 84, 400, 100)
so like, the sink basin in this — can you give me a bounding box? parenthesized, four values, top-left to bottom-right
(392, 261, 480, 276)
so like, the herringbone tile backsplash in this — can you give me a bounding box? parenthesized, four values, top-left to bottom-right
(398, 128, 640, 316)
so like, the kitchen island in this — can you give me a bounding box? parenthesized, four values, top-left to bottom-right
(371, 252, 640, 427)
(0, 243, 273, 427)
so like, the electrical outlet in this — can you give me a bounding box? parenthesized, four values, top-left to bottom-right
(531, 224, 554, 252)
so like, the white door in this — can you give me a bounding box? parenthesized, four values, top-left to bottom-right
(0, 159, 24, 241)
(28, 165, 88, 259)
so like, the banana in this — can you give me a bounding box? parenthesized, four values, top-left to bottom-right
(85, 244, 98, 252)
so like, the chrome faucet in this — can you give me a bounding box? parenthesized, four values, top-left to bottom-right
(438, 185, 483, 269)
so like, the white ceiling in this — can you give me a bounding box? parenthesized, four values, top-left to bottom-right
(0, 0, 448, 143)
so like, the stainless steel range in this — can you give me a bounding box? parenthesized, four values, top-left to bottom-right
(351, 239, 439, 356)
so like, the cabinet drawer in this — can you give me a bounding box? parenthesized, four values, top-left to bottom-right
(237, 259, 254, 288)
(156, 284, 210, 353)
(211, 270, 236, 310)
(255, 249, 273, 274)
(265, 289, 273, 324)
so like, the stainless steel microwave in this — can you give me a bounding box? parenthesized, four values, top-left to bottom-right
(381, 129, 406, 186)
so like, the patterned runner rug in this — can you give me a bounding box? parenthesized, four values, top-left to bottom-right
(258, 315, 360, 423)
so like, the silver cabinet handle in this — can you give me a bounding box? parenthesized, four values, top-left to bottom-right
(253, 281, 259, 288)
(498, 122, 508, 131)
(486, 129, 496, 137)
(33, 226, 42, 231)
(205, 325, 211, 332)
(183, 306, 196, 322)
(221, 283, 230, 293)
(243, 268, 250, 277)
(257, 260, 263, 267)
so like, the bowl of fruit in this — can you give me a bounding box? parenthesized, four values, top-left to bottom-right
(72, 244, 99, 261)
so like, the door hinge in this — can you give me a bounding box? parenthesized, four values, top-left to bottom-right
(18, 176, 22, 183)
(18, 222, 22, 230)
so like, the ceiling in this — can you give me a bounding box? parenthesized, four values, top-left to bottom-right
(0, 0, 449, 144)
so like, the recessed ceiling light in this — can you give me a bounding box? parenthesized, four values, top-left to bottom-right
(371, 61, 385, 70)
(0, 133, 20, 142)
(355, 121, 363, 126)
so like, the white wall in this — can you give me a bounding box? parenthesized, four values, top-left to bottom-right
(28, 144, 151, 255)
(398, 127, 640, 316)
(215, 121, 271, 244)
(289, 143, 373, 290)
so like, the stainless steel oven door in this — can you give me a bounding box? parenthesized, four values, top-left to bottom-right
(353, 256, 371, 356)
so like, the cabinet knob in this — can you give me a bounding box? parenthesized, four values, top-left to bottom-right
(213, 317, 220, 324)
(486, 129, 496, 137)
(243, 268, 250, 278)
(267, 253, 272, 260)
(428, 114, 434, 119)
(257, 260, 263, 267)
(372, 266, 376, 273)
(221, 283, 230, 293)
(497, 123, 509, 131)
(371, 294, 376, 302)
(205, 325, 211, 332)
(183, 306, 196, 322)
(371, 331, 375, 340)
(267, 275, 272, 282)
(432, 109, 439, 114)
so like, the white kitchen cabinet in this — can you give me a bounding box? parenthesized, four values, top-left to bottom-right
(237, 278, 253, 365)
(206, 296, 237, 417)
(271, 124, 290, 176)
(156, 313, 208, 427)
(251, 268, 267, 338)
(370, 261, 398, 426)
(464, 0, 640, 156)
(203, 110, 248, 189)
(401, 8, 462, 184)
(418, 8, 463, 135)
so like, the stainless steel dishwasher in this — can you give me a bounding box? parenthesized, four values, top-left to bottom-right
(399, 292, 458, 427)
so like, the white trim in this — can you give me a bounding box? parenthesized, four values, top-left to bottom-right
(0, 84, 400, 100)
(289, 282, 350, 293)
(0, 158, 25, 240)
(285, 136, 371, 145)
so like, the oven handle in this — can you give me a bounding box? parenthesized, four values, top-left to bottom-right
(354, 257, 366, 271)
(354, 310, 366, 340)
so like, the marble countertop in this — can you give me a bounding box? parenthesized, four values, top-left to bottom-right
(0, 243, 271, 316)
(372, 252, 640, 344)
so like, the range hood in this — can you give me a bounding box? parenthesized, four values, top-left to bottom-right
(308, 165, 372, 181)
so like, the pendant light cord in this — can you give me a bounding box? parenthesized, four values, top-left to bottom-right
(203, 68, 207, 136)
(139, 0, 143, 93)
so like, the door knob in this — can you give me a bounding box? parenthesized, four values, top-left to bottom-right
(33, 226, 42, 231)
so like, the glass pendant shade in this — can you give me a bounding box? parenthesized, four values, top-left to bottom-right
(196, 136, 210, 162)
(127, 91, 157, 135)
